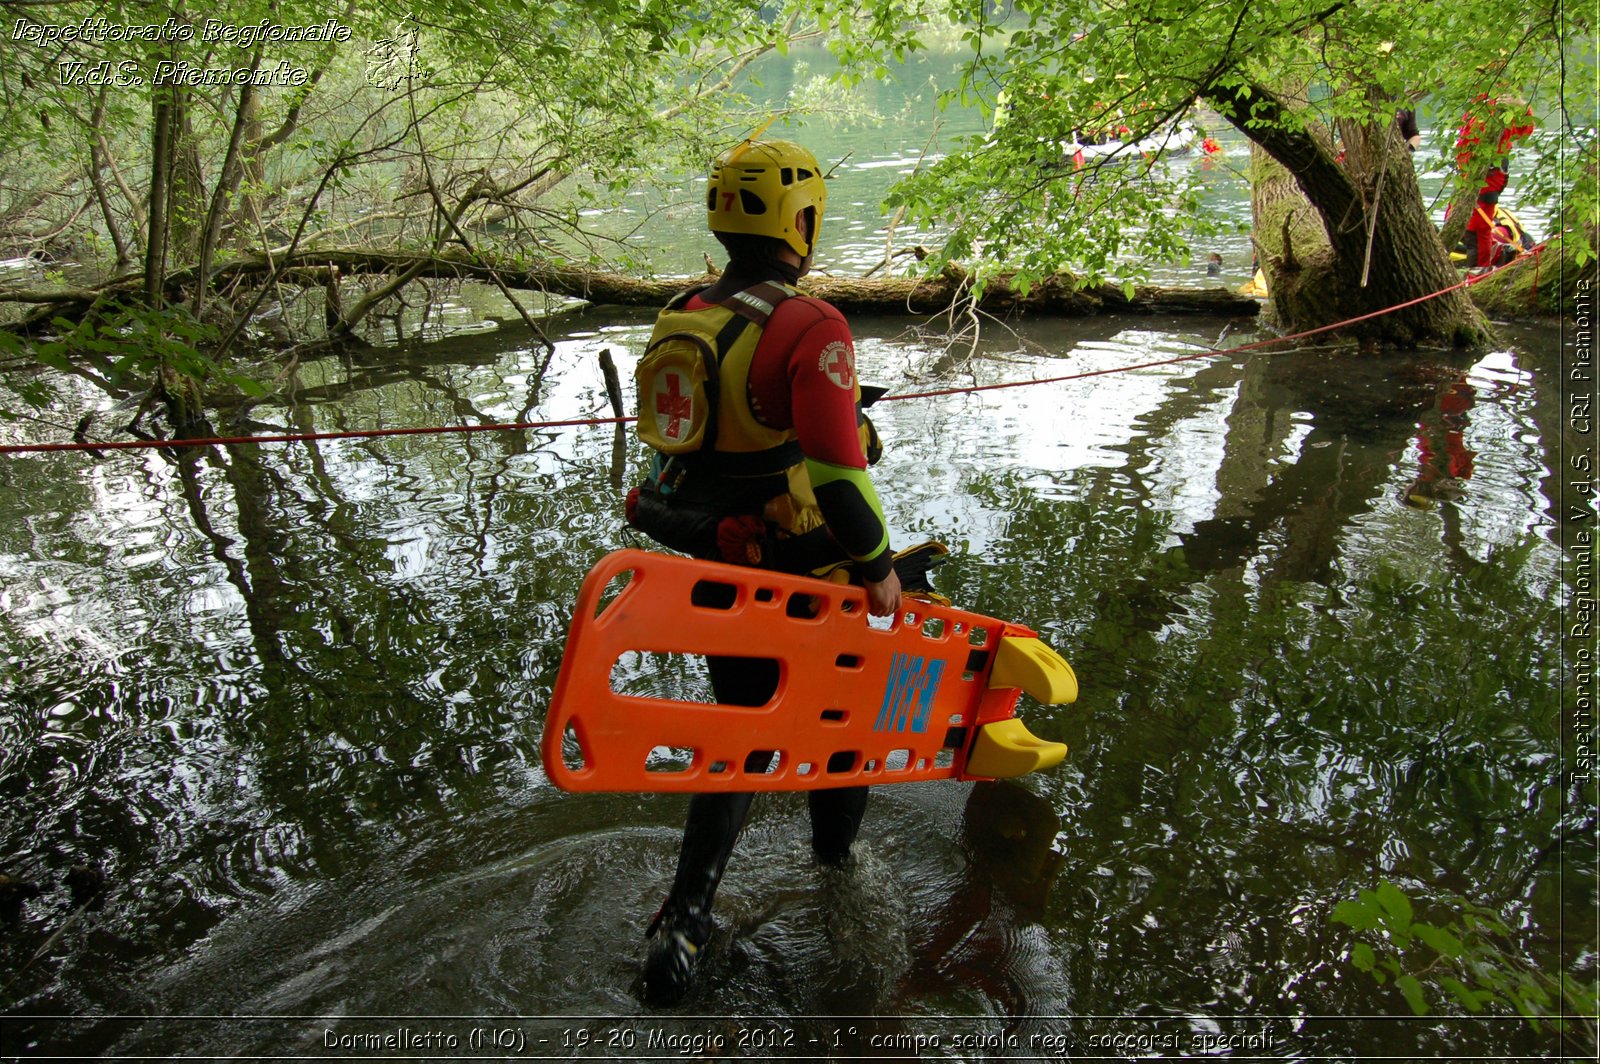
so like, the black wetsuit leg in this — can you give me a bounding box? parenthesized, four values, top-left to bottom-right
(664, 652, 777, 914)
(809, 785, 869, 863)
(663, 576, 871, 915)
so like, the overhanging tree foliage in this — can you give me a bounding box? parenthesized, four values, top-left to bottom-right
(1, 0, 1594, 432)
(0, 0, 933, 423)
(889, 0, 1596, 344)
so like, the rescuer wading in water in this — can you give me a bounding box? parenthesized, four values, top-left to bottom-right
(623, 136, 904, 1005)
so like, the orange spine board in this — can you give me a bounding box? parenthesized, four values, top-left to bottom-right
(541, 549, 1034, 793)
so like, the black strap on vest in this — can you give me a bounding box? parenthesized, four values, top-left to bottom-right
(705, 440, 804, 476)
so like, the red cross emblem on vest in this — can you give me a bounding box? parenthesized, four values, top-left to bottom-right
(654, 369, 693, 441)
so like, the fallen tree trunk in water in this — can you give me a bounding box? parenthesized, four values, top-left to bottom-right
(9, 236, 1587, 336)
(3, 247, 1262, 325)
(208, 249, 1264, 315)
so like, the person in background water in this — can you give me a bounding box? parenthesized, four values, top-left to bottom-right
(1397, 108, 1421, 152)
(1454, 94, 1535, 269)
(631, 137, 902, 1006)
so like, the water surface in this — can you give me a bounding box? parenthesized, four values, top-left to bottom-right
(0, 303, 1583, 1058)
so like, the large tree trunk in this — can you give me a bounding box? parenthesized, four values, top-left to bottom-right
(234, 88, 267, 242)
(167, 89, 207, 268)
(143, 93, 174, 308)
(2, 251, 1260, 346)
(1249, 143, 1337, 323)
(143, 83, 206, 432)
(1206, 80, 1489, 346)
(193, 83, 258, 320)
(87, 90, 133, 271)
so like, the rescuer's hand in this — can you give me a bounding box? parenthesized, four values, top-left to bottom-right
(865, 568, 903, 618)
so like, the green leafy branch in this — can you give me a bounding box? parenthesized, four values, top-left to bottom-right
(2, 303, 274, 428)
(1334, 881, 1597, 1054)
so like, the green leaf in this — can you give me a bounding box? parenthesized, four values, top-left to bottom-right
(1440, 976, 1485, 1013)
(1561, 974, 1600, 1015)
(1375, 882, 1413, 928)
(33, 343, 71, 372)
(1412, 922, 1464, 959)
(1516, 976, 1552, 1009)
(1349, 942, 1376, 972)
(1396, 974, 1430, 1015)
(1333, 898, 1380, 931)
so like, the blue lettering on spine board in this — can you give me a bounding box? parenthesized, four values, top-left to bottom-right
(875, 653, 945, 734)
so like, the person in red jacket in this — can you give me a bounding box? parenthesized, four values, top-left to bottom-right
(633, 137, 902, 1007)
(1454, 95, 1535, 268)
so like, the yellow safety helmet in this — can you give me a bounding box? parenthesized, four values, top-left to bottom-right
(707, 138, 827, 258)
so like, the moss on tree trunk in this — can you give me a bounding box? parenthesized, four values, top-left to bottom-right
(1467, 232, 1599, 318)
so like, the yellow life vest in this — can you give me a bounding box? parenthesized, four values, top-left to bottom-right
(636, 283, 828, 539)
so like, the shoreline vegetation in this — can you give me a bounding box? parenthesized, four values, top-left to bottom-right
(0, 3, 1589, 428)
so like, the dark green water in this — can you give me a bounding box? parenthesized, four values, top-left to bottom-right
(0, 46, 1593, 1062)
(0, 303, 1588, 1058)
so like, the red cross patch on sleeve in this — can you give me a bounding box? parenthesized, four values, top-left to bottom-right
(818, 340, 855, 390)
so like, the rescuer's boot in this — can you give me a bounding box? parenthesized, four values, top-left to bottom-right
(640, 902, 714, 1006)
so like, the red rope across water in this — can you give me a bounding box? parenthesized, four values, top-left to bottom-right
(0, 245, 1544, 457)
(883, 243, 1538, 403)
